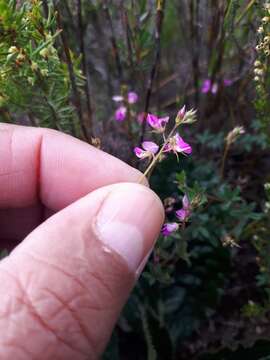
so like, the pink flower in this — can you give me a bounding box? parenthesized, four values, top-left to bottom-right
(128, 91, 139, 104)
(134, 141, 159, 159)
(201, 79, 212, 93)
(161, 222, 179, 236)
(115, 106, 127, 121)
(201, 78, 233, 94)
(147, 113, 170, 133)
(163, 133, 192, 155)
(201, 79, 218, 94)
(176, 194, 191, 222)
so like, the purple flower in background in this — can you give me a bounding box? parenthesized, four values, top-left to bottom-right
(162, 222, 179, 236)
(176, 194, 191, 222)
(163, 133, 192, 155)
(134, 141, 159, 159)
(147, 113, 170, 133)
(112, 91, 138, 104)
(201, 78, 233, 94)
(115, 106, 127, 121)
(201, 79, 212, 93)
(201, 79, 218, 94)
(128, 91, 139, 104)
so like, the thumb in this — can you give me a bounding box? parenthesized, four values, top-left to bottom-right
(0, 183, 164, 360)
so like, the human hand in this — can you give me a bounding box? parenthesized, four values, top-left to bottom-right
(0, 124, 164, 359)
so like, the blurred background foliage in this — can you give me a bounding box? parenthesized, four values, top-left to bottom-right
(1, 0, 270, 359)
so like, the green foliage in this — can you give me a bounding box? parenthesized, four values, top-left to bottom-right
(104, 126, 265, 358)
(0, 0, 82, 133)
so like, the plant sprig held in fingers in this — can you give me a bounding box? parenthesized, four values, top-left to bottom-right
(134, 106, 197, 183)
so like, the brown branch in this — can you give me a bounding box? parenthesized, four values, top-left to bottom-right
(102, 0, 123, 81)
(76, 0, 94, 138)
(54, 3, 88, 140)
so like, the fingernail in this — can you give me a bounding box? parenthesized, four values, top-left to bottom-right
(94, 184, 164, 273)
(135, 247, 154, 279)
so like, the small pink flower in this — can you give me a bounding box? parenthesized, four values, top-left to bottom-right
(201, 79, 218, 94)
(176, 194, 191, 222)
(164, 133, 192, 155)
(128, 91, 139, 104)
(201, 79, 212, 93)
(201, 78, 232, 94)
(147, 113, 170, 133)
(177, 105, 186, 120)
(115, 106, 127, 121)
(134, 141, 159, 159)
(162, 222, 179, 236)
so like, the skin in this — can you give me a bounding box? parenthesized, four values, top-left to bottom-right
(0, 124, 164, 360)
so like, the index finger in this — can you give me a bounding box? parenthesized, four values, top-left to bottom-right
(0, 124, 144, 210)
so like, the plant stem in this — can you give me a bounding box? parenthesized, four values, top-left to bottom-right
(138, 123, 178, 184)
(140, 0, 166, 143)
(77, 0, 94, 138)
(220, 142, 229, 179)
(54, 3, 88, 140)
(102, 0, 123, 81)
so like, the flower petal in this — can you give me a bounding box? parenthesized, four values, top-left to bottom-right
(201, 79, 212, 93)
(176, 209, 188, 221)
(134, 147, 146, 159)
(161, 222, 179, 236)
(112, 95, 124, 102)
(115, 106, 127, 121)
(128, 91, 139, 104)
(147, 113, 159, 128)
(159, 116, 170, 126)
(142, 141, 159, 154)
(175, 134, 192, 154)
(182, 194, 190, 209)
